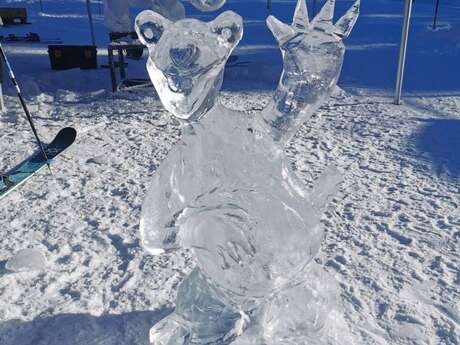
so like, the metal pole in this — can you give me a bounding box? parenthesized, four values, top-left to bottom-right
(0, 84, 4, 113)
(86, 0, 96, 46)
(432, 0, 440, 30)
(39, 0, 44, 12)
(0, 43, 50, 166)
(394, 0, 413, 105)
(0, 57, 5, 113)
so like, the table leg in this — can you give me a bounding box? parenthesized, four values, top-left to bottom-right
(108, 47, 117, 92)
(118, 48, 126, 80)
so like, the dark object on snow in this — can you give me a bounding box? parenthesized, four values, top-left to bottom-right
(0, 32, 63, 44)
(120, 78, 151, 89)
(0, 8, 28, 25)
(109, 31, 138, 42)
(108, 43, 146, 91)
(1, 32, 39, 43)
(101, 62, 128, 69)
(126, 47, 144, 60)
(109, 32, 144, 60)
(48, 45, 97, 70)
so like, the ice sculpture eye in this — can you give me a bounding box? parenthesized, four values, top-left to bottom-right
(191, 0, 226, 12)
(135, 10, 172, 47)
(170, 44, 200, 68)
(220, 28, 232, 41)
(138, 21, 165, 44)
(211, 14, 243, 46)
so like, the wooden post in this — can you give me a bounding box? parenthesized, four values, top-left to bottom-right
(395, 0, 413, 105)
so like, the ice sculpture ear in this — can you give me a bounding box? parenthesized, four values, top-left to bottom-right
(135, 10, 172, 46)
(209, 11, 243, 50)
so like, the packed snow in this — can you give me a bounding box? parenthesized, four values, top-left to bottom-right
(0, 0, 459, 345)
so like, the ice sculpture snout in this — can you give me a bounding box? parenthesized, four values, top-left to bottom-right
(170, 44, 201, 69)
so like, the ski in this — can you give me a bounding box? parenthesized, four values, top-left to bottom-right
(0, 127, 77, 200)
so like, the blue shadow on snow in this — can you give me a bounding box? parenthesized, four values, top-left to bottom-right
(0, 308, 172, 345)
(414, 119, 460, 179)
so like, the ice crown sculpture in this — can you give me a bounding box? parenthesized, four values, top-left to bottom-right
(135, 0, 360, 344)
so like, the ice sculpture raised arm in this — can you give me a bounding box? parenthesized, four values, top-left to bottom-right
(263, 0, 360, 143)
(135, 1, 359, 344)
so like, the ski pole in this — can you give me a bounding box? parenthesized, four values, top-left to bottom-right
(0, 43, 51, 171)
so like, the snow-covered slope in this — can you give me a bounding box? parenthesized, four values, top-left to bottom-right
(0, 0, 459, 344)
(1, 87, 458, 344)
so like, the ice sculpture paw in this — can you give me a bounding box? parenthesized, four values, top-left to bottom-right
(267, 0, 360, 43)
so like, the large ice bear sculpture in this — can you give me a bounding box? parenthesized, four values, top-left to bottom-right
(135, 0, 360, 344)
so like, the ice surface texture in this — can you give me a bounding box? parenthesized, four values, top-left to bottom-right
(6, 248, 47, 272)
(191, 0, 227, 12)
(136, 0, 359, 344)
(104, 0, 185, 32)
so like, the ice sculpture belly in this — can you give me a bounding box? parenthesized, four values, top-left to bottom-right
(141, 105, 325, 303)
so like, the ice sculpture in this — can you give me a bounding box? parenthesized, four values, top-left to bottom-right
(135, 0, 360, 343)
(104, 0, 185, 32)
(190, 0, 226, 12)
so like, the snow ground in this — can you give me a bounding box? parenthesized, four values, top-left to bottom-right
(0, 0, 459, 344)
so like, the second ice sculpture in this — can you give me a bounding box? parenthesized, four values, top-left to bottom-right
(135, 0, 360, 344)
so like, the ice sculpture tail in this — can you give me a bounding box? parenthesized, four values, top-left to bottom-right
(310, 166, 343, 214)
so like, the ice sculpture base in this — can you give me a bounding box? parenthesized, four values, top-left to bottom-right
(149, 264, 352, 345)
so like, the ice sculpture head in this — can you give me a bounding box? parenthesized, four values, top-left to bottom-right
(135, 10, 243, 120)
